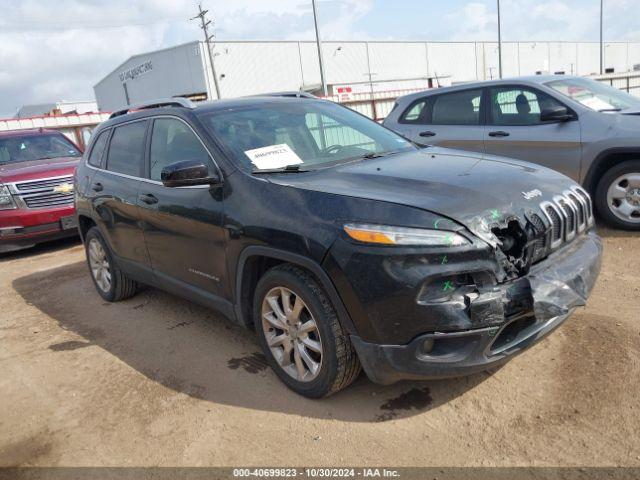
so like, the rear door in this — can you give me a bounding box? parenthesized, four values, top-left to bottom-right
(90, 119, 150, 267)
(137, 116, 227, 297)
(395, 88, 485, 153)
(484, 85, 582, 180)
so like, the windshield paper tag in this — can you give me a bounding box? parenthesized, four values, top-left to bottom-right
(245, 144, 303, 170)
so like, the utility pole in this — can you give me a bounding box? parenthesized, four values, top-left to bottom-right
(192, 3, 221, 99)
(497, 0, 503, 78)
(312, 0, 328, 96)
(600, 0, 604, 74)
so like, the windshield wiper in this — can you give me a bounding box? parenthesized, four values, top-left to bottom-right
(361, 149, 409, 160)
(598, 108, 622, 112)
(252, 164, 309, 174)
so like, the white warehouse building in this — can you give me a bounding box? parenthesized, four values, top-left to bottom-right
(94, 39, 640, 112)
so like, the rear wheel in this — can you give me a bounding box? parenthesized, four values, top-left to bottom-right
(595, 160, 640, 230)
(85, 227, 138, 302)
(254, 264, 360, 398)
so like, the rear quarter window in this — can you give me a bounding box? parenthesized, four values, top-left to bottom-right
(399, 98, 428, 123)
(87, 130, 109, 168)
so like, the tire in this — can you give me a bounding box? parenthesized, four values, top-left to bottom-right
(594, 160, 640, 230)
(84, 227, 138, 302)
(253, 264, 361, 398)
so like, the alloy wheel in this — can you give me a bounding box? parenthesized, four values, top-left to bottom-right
(88, 238, 111, 292)
(261, 287, 323, 382)
(607, 173, 640, 224)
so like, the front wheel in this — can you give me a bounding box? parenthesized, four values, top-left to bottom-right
(595, 160, 640, 230)
(254, 264, 361, 398)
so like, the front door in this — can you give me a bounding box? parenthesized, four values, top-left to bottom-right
(137, 117, 227, 296)
(483, 85, 582, 181)
(398, 88, 485, 154)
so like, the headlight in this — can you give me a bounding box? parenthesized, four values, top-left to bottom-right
(343, 223, 470, 246)
(0, 185, 17, 210)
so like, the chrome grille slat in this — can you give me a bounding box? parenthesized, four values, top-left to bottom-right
(567, 191, 586, 232)
(573, 186, 595, 226)
(12, 175, 75, 210)
(556, 194, 577, 241)
(14, 175, 74, 193)
(541, 189, 594, 251)
(541, 201, 564, 249)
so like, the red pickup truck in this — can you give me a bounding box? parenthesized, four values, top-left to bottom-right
(0, 129, 83, 253)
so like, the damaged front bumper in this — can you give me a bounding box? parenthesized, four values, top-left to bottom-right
(351, 231, 602, 385)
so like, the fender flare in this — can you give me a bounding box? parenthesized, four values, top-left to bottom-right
(234, 245, 357, 335)
(583, 147, 640, 192)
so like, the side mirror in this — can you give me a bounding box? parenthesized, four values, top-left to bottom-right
(540, 106, 574, 122)
(161, 160, 221, 187)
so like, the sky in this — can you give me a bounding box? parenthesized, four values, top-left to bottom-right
(0, 0, 639, 117)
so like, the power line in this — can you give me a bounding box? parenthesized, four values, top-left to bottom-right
(0, 17, 188, 32)
(191, 3, 221, 99)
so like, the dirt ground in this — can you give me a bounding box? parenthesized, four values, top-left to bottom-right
(0, 226, 639, 468)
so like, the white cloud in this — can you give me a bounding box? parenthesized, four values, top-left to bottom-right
(0, 0, 638, 117)
(0, 0, 377, 116)
(445, 2, 497, 41)
(0, 0, 199, 116)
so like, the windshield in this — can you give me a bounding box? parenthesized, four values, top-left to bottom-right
(197, 99, 416, 171)
(546, 77, 640, 112)
(0, 133, 81, 165)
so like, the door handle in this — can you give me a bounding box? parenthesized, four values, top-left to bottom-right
(139, 193, 158, 205)
(488, 131, 510, 137)
(419, 130, 436, 137)
(91, 182, 103, 192)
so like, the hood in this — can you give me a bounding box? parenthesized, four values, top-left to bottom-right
(0, 156, 80, 183)
(621, 106, 640, 115)
(267, 147, 579, 246)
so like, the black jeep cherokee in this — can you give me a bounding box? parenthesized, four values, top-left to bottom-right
(75, 96, 602, 398)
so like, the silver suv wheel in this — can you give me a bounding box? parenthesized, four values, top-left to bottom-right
(88, 237, 111, 292)
(261, 286, 323, 382)
(606, 172, 640, 224)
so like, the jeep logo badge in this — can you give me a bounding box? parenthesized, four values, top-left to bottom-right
(522, 189, 542, 200)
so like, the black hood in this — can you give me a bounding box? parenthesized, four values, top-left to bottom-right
(267, 147, 579, 246)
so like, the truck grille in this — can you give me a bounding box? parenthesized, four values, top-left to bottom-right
(13, 175, 75, 210)
(540, 186, 593, 250)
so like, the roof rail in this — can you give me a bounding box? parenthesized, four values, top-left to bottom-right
(109, 97, 196, 119)
(259, 91, 317, 99)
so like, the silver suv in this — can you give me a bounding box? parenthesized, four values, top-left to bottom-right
(383, 75, 640, 230)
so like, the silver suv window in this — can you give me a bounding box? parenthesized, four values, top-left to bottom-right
(546, 77, 640, 112)
(431, 89, 482, 125)
(401, 89, 483, 126)
(489, 86, 564, 126)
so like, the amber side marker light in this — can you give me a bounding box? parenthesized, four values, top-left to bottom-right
(343, 223, 469, 247)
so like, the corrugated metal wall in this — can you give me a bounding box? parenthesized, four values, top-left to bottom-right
(94, 41, 209, 111)
(213, 40, 640, 98)
(94, 40, 640, 111)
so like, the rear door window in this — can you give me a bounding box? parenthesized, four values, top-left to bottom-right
(430, 89, 483, 125)
(105, 121, 148, 177)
